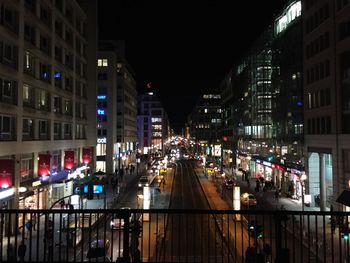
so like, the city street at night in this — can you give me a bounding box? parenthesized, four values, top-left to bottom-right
(1, 0, 350, 262)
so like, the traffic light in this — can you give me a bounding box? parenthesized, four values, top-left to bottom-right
(341, 224, 349, 240)
(256, 225, 263, 239)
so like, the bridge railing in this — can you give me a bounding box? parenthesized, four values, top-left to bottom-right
(0, 209, 349, 262)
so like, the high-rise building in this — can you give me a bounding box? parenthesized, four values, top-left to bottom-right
(97, 41, 137, 175)
(220, 1, 304, 200)
(137, 91, 169, 155)
(303, 0, 350, 211)
(0, 0, 97, 211)
(187, 92, 222, 157)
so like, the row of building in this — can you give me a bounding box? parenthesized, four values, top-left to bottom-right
(0, 0, 169, 210)
(187, 0, 350, 211)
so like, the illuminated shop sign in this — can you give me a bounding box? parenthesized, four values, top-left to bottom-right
(262, 161, 272, 167)
(0, 188, 14, 200)
(97, 95, 106, 100)
(97, 137, 107, 144)
(275, 1, 302, 35)
(97, 109, 105, 115)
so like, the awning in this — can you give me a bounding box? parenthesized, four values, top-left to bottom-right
(336, 190, 350, 207)
(50, 170, 69, 182)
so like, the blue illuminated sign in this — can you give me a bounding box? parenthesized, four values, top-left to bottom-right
(97, 109, 105, 115)
(83, 185, 104, 194)
(97, 95, 106, 100)
(54, 72, 61, 79)
(297, 101, 303, 107)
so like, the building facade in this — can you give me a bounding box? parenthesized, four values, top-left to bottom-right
(137, 91, 169, 155)
(221, 1, 305, 201)
(0, 0, 97, 212)
(187, 93, 222, 158)
(303, 0, 350, 211)
(97, 41, 137, 175)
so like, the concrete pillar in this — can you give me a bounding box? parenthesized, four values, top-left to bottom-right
(319, 153, 327, 211)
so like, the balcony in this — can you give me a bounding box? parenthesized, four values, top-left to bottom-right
(0, 209, 349, 262)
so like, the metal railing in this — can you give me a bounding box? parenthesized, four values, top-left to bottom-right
(0, 209, 349, 262)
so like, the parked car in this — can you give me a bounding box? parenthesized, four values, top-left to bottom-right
(86, 239, 111, 262)
(240, 193, 257, 206)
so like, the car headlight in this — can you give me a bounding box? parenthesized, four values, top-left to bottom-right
(138, 184, 142, 187)
(145, 183, 149, 187)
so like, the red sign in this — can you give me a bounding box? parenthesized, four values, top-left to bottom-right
(64, 151, 75, 169)
(0, 160, 13, 188)
(82, 148, 92, 164)
(38, 154, 51, 177)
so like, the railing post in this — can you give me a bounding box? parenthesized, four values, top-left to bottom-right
(275, 212, 282, 263)
(122, 211, 130, 263)
(275, 211, 289, 263)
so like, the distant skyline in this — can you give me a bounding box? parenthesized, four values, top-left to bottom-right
(98, 0, 289, 131)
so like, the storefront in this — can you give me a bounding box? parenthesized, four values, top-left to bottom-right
(253, 159, 273, 181)
(18, 179, 49, 227)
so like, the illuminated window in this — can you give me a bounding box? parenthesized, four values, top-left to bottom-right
(97, 59, 108, 67)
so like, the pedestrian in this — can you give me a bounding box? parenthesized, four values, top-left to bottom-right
(60, 199, 65, 209)
(18, 241, 26, 262)
(31, 213, 37, 231)
(25, 219, 32, 238)
(125, 165, 129, 175)
(275, 189, 279, 201)
(120, 168, 124, 181)
(7, 243, 15, 261)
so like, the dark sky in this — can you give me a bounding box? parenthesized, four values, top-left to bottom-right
(98, 0, 288, 131)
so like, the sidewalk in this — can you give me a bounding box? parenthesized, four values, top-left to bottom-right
(196, 164, 337, 262)
(222, 167, 320, 212)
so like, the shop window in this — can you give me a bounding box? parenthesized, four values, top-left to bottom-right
(20, 154, 33, 181)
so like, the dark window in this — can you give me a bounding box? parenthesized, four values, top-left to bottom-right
(24, 23, 36, 45)
(38, 120, 49, 139)
(40, 34, 51, 55)
(0, 115, 15, 140)
(22, 118, 33, 140)
(64, 123, 72, 139)
(40, 63, 51, 82)
(0, 78, 17, 105)
(54, 122, 62, 140)
(40, 5, 51, 28)
(25, 0, 36, 13)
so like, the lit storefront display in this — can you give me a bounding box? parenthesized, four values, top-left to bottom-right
(64, 151, 75, 170)
(82, 148, 92, 165)
(38, 154, 51, 177)
(0, 159, 13, 189)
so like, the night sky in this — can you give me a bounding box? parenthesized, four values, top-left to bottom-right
(98, 0, 289, 132)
